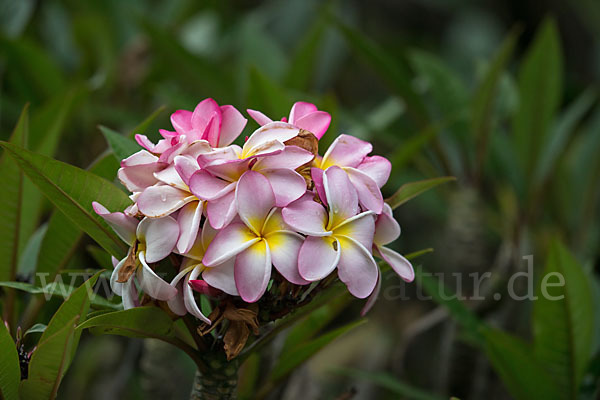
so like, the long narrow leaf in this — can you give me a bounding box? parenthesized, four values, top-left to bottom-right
(19, 316, 78, 400)
(533, 240, 594, 399)
(483, 327, 560, 400)
(386, 176, 455, 209)
(35, 153, 119, 284)
(100, 125, 141, 161)
(512, 18, 562, 185)
(0, 142, 130, 258)
(0, 106, 28, 282)
(472, 26, 520, 175)
(0, 322, 20, 400)
(78, 307, 176, 340)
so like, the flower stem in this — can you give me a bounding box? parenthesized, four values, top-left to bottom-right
(189, 354, 239, 400)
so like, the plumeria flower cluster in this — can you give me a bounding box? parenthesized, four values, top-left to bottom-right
(94, 98, 414, 324)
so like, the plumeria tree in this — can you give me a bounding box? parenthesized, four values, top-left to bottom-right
(0, 100, 449, 399)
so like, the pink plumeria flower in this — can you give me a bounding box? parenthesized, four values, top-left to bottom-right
(202, 171, 309, 303)
(189, 122, 313, 229)
(361, 203, 414, 315)
(93, 202, 179, 308)
(167, 224, 238, 324)
(312, 134, 392, 214)
(135, 152, 211, 254)
(282, 166, 378, 298)
(136, 98, 247, 150)
(247, 101, 331, 140)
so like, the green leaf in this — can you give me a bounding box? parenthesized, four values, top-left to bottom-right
(385, 176, 455, 209)
(333, 367, 444, 400)
(19, 89, 84, 255)
(0, 279, 119, 310)
(534, 89, 596, 185)
(0, 142, 130, 259)
(483, 327, 560, 400)
(35, 153, 119, 284)
(0, 322, 20, 400)
(19, 316, 78, 400)
(472, 26, 520, 174)
(39, 271, 102, 359)
(24, 323, 47, 337)
(415, 266, 483, 344)
(333, 18, 429, 128)
(0, 106, 28, 282)
(282, 294, 350, 354)
(100, 125, 141, 161)
(533, 240, 594, 399)
(78, 307, 176, 341)
(512, 18, 563, 184)
(17, 223, 47, 276)
(271, 319, 366, 382)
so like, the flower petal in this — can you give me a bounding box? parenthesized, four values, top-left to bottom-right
(202, 258, 238, 296)
(374, 203, 400, 246)
(234, 240, 271, 303)
(252, 146, 314, 171)
(202, 223, 260, 266)
(242, 122, 299, 158)
(196, 145, 241, 168)
(203, 158, 249, 182)
(288, 101, 317, 123)
(336, 236, 378, 298)
(298, 236, 340, 281)
(137, 185, 195, 218)
(110, 257, 126, 295)
(323, 166, 359, 228)
(334, 211, 376, 250)
(122, 277, 139, 310)
(137, 251, 178, 300)
(345, 167, 383, 214)
(176, 201, 203, 254)
(321, 134, 372, 169)
(236, 170, 275, 234)
(282, 196, 330, 236)
(262, 208, 291, 235)
(219, 105, 247, 147)
(294, 111, 331, 139)
(136, 217, 179, 263)
(167, 280, 187, 316)
(184, 266, 211, 323)
(191, 98, 222, 145)
(261, 168, 307, 207)
(358, 155, 391, 188)
(361, 268, 381, 316)
(171, 109, 193, 134)
(267, 231, 309, 285)
(154, 164, 188, 190)
(93, 202, 137, 245)
(376, 245, 414, 282)
(206, 189, 238, 229)
(310, 167, 327, 206)
(174, 155, 199, 186)
(189, 170, 234, 200)
(247, 109, 273, 126)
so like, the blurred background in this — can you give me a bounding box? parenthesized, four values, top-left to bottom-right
(1, 0, 599, 399)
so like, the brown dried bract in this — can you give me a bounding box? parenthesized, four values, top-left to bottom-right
(117, 243, 138, 283)
(285, 129, 319, 157)
(223, 303, 259, 360)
